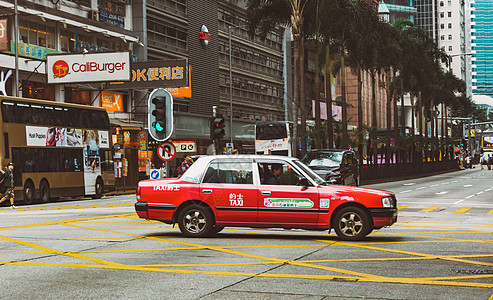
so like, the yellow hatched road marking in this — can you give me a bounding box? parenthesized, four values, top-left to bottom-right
(397, 205, 409, 210)
(488, 209, 493, 215)
(454, 207, 472, 213)
(1, 212, 493, 289)
(419, 206, 440, 212)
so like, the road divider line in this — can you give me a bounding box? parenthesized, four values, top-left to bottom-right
(419, 206, 440, 213)
(454, 207, 473, 213)
(416, 187, 427, 190)
(400, 190, 413, 194)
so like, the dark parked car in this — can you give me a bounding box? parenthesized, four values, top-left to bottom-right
(302, 149, 359, 186)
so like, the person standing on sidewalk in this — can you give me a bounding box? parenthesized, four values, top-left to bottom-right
(0, 163, 16, 209)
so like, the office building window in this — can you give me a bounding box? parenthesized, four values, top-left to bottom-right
(448, 46, 453, 52)
(441, 24, 445, 29)
(440, 12, 444, 18)
(448, 12, 452, 17)
(448, 34, 452, 40)
(448, 23, 452, 29)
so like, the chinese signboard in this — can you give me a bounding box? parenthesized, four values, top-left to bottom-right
(108, 59, 188, 89)
(46, 52, 131, 84)
(7, 42, 62, 60)
(0, 20, 7, 51)
(166, 66, 191, 98)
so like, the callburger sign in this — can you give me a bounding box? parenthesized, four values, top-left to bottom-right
(46, 52, 131, 84)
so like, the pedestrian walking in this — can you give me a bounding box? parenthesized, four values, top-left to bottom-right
(177, 154, 194, 177)
(465, 154, 471, 169)
(0, 163, 16, 209)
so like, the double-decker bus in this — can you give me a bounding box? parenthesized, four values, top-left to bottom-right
(255, 121, 292, 156)
(0, 96, 112, 204)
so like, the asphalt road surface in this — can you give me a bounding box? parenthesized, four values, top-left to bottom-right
(0, 168, 491, 300)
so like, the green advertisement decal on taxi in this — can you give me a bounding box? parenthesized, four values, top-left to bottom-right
(264, 198, 314, 208)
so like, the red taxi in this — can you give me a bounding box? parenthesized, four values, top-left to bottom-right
(135, 155, 397, 240)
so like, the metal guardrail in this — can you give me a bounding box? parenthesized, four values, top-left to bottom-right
(360, 160, 459, 182)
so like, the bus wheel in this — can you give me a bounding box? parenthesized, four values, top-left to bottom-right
(39, 181, 50, 203)
(23, 180, 35, 205)
(92, 177, 104, 199)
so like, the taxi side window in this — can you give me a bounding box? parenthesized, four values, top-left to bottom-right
(203, 162, 253, 184)
(258, 162, 305, 186)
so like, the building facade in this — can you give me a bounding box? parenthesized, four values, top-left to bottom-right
(470, 0, 493, 97)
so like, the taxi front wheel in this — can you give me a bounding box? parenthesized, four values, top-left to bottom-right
(333, 206, 371, 241)
(178, 205, 214, 237)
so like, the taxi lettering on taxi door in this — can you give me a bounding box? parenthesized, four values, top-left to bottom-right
(229, 193, 244, 206)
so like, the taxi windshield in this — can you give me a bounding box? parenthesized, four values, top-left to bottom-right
(292, 160, 326, 185)
(303, 152, 342, 168)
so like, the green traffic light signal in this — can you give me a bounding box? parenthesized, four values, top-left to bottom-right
(152, 121, 165, 132)
(148, 89, 173, 141)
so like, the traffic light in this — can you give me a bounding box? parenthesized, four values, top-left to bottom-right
(148, 88, 173, 141)
(152, 96, 166, 133)
(211, 116, 225, 140)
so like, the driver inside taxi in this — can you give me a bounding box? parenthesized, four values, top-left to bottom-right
(266, 164, 283, 185)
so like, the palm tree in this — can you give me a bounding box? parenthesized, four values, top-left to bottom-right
(247, 0, 311, 157)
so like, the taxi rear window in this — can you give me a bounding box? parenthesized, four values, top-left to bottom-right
(203, 162, 253, 184)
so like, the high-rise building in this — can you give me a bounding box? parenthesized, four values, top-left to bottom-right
(415, 0, 471, 96)
(380, 0, 416, 23)
(470, 0, 493, 97)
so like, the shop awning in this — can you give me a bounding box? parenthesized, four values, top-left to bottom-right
(110, 119, 143, 131)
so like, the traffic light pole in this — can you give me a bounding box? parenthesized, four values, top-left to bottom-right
(212, 106, 217, 155)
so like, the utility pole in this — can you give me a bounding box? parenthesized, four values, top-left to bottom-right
(212, 106, 217, 155)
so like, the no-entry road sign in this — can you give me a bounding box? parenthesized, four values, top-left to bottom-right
(157, 141, 176, 161)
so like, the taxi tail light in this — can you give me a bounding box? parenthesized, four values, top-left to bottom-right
(136, 186, 141, 200)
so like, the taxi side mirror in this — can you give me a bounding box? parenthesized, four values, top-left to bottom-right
(298, 178, 310, 187)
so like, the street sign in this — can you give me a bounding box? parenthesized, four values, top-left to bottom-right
(174, 140, 196, 153)
(150, 169, 160, 180)
(157, 141, 176, 161)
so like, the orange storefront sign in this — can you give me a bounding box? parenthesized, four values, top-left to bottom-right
(100, 91, 124, 112)
(166, 66, 191, 98)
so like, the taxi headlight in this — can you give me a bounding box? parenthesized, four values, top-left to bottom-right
(381, 196, 392, 208)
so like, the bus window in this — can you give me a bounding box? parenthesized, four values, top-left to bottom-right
(256, 122, 288, 140)
(255, 121, 292, 156)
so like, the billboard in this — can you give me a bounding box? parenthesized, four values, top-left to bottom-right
(100, 91, 124, 112)
(108, 59, 188, 89)
(46, 52, 131, 84)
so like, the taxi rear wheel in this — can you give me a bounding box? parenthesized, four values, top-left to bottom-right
(178, 205, 214, 237)
(333, 206, 371, 241)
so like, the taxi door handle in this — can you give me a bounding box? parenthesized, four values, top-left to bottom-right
(260, 191, 271, 196)
(202, 189, 213, 194)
